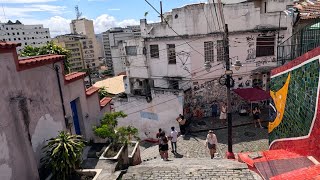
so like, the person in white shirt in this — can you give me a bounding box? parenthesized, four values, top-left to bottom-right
(206, 130, 218, 159)
(170, 126, 178, 153)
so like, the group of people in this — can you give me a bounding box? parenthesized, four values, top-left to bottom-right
(219, 103, 263, 128)
(156, 127, 179, 161)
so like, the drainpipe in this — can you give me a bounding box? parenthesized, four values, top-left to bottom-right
(54, 64, 69, 131)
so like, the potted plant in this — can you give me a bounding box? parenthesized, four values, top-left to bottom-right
(41, 131, 101, 180)
(93, 111, 127, 159)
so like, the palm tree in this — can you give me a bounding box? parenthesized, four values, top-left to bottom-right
(41, 131, 86, 180)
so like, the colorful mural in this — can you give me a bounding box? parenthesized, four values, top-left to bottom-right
(269, 47, 320, 161)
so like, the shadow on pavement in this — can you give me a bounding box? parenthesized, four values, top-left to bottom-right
(174, 152, 184, 158)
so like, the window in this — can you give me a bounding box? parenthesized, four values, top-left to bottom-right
(217, 40, 224, 61)
(17, 32, 19, 35)
(256, 35, 275, 57)
(22, 32, 25, 35)
(7, 33, 9, 35)
(125, 46, 137, 56)
(167, 44, 176, 64)
(168, 80, 179, 89)
(12, 33, 15, 35)
(18, 38, 20, 40)
(25, 42, 27, 45)
(204, 41, 214, 62)
(32, 37, 34, 39)
(150, 45, 159, 58)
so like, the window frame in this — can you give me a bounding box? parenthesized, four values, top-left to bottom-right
(204, 41, 215, 62)
(150, 44, 159, 58)
(167, 44, 176, 64)
(256, 35, 275, 57)
(216, 40, 224, 61)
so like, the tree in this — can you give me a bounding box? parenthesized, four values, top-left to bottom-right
(41, 131, 86, 180)
(20, 41, 71, 73)
(98, 87, 109, 100)
(93, 111, 127, 143)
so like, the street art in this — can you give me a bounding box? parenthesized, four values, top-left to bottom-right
(255, 57, 276, 67)
(184, 78, 247, 119)
(269, 52, 320, 160)
(246, 48, 256, 62)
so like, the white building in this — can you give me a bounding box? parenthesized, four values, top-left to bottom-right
(114, 0, 294, 138)
(102, 26, 141, 76)
(0, 20, 51, 53)
(70, 18, 102, 69)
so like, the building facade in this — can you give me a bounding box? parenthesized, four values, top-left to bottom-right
(0, 20, 51, 53)
(53, 34, 86, 72)
(114, 0, 294, 138)
(101, 26, 141, 76)
(70, 18, 102, 70)
(0, 42, 111, 180)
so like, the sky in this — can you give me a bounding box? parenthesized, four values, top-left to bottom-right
(0, 0, 207, 37)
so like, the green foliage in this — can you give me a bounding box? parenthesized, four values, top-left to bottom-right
(102, 70, 112, 76)
(41, 131, 85, 180)
(93, 111, 130, 144)
(98, 87, 109, 100)
(116, 125, 140, 144)
(20, 41, 71, 73)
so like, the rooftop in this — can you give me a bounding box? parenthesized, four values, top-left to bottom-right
(0, 42, 21, 49)
(299, 1, 320, 19)
(65, 72, 87, 83)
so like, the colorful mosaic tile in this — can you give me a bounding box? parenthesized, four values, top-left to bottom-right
(269, 59, 320, 143)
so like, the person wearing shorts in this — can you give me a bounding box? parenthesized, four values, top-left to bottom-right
(206, 130, 218, 159)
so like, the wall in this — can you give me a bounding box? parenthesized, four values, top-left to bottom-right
(0, 51, 64, 180)
(114, 89, 183, 139)
(269, 47, 320, 161)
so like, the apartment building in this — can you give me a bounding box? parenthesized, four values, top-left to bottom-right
(70, 18, 102, 69)
(53, 34, 85, 72)
(0, 20, 51, 53)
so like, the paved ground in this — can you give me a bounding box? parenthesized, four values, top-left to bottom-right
(140, 122, 269, 161)
(121, 158, 262, 180)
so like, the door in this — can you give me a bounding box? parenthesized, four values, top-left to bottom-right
(70, 100, 81, 135)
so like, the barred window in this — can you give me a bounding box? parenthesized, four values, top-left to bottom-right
(256, 36, 275, 57)
(217, 40, 224, 61)
(167, 44, 176, 64)
(150, 45, 159, 58)
(204, 41, 214, 62)
(126, 46, 137, 56)
(168, 80, 179, 89)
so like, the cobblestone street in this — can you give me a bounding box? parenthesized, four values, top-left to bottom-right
(140, 122, 269, 161)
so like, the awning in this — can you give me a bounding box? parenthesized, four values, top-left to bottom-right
(233, 87, 271, 102)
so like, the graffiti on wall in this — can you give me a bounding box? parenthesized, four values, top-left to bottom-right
(183, 78, 247, 119)
(256, 57, 276, 67)
(140, 111, 159, 121)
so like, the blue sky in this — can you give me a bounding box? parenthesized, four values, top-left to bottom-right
(0, 0, 204, 37)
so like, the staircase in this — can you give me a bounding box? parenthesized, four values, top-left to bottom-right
(122, 158, 262, 180)
(277, 19, 320, 65)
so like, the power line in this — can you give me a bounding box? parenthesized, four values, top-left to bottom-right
(144, 0, 205, 57)
(211, 0, 222, 30)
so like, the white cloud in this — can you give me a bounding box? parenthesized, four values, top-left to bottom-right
(20, 16, 71, 37)
(0, 5, 66, 17)
(93, 14, 139, 34)
(1, 0, 56, 3)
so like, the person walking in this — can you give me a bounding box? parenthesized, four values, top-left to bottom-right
(253, 106, 263, 128)
(220, 103, 227, 125)
(159, 131, 169, 161)
(170, 127, 178, 153)
(156, 128, 162, 157)
(176, 114, 186, 135)
(206, 130, 218, 159)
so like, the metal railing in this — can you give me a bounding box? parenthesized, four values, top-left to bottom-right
(277, 19, 320, 65)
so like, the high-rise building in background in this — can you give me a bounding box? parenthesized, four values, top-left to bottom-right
(70, 18, 102, 70)
(0, 20, 51, 53)
(53, 34, 86, 72)
(102, 26, 140, 76)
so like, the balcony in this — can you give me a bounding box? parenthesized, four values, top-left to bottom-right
(277, 19, 320, 65)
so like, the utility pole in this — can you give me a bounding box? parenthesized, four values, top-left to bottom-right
(160, 1, 163, 23)
(224, 24, 235, 159)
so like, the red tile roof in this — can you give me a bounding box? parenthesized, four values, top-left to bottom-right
(86, 86, 99, 96)
(100, 97, 112, 108)
(65, 72, 86, 83)
(299, 1, 320, 19)
(0, 42, 21, 49)
(19, 54, 64, 65)
(117, 71, 127, 76)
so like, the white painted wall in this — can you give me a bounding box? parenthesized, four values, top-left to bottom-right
(114, 89, 183, 139)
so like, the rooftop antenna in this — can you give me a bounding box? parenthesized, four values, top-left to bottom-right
(75, 5, 82, 20)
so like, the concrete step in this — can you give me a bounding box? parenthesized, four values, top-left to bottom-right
(122, 158, 262, 180)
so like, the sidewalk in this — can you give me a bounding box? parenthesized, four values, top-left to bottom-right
(188, 110, 269, 133)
